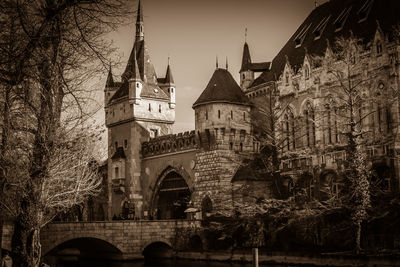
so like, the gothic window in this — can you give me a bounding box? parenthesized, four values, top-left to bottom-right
(242, 73, 245, 79)
(114, 167, 119, 179)
(290, 111, 295, 150)
(285, 72, 289, 85)
(231, 110, 233, 119)
(171, 88, 174, 93)
(240, 143, 243, 152)
(334, 107, 339, 143)
(115, 141, 118, 150)
(326, 104, 332, 144)
(376, 40, 383, 56)
(218, 110, 221, 119)
(148, 103, 151, 111)
(159, 104, 161, 113)
(206, 110, 208, 120)
(285, 114, 290, 151)
(243, 112, 246, 120)
(304, 104, 315, 148)
(124, 139, 128, 148)
(304, 65, 310, 79)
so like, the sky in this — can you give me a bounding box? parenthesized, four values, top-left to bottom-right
(100, 0, 327, 133)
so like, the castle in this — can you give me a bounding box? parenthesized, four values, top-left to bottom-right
(104, 0, 400, 220)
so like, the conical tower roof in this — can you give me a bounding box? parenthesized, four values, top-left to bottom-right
(165, 64, 174, 84)
(240, 42, 252, 72)
(193, 68, 250, 108)
(106, 66, 114, 87)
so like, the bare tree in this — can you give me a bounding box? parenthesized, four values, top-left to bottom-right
(0, 1, 132, 266)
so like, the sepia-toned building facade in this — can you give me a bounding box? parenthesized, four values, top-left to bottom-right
(103, 0, 400, 221)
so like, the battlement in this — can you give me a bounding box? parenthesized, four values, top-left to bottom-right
(141, 130, 198, 158)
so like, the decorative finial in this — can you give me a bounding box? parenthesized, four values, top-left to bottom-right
(314, 0, 318, 8)
(216, 55, 219, 69)
(245, 28, 248, 43)
(168, 55, 170, 66)
(226, 57, 228, 70)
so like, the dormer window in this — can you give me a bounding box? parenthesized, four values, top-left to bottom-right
(313, 16, 330, 40)
(376, 41, 383, 56)
(358, 0, 373, 22)
(294, 23, 312, 48)
(334, 6, 352, 32)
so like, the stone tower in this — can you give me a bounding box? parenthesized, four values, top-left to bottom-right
(104, 0, 176, 219)
(192, 66, 256, 212)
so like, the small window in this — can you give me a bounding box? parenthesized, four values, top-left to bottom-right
(136, 83, 139, 88)
(243, 112, 246, 120)
(240, 143, 243, 152)
(231, 110, 233, 119)
(148, 103, 151, 111)
(229, 142, 233, 150)
(206, 110, 208, 120)
(376, 41, 382, 56)
(115, 167, 119, 179)
(242, 73, 245, 79)
(285, 72, 289, 85)
(304, 65, 310, 79)
(124, 139, 128, 148)
(218, 110, 221, 119)
(159, 104, 161, 113)
(171, 88, 174, 93)
(115, 141, 118, 150)
(168, 88, 170, 93)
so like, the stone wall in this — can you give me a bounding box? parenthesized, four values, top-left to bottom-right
(193, 150, 243, 212)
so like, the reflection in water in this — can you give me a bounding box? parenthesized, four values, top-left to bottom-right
(56, 258, 292, 267)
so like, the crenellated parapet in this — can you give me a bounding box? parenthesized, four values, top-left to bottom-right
(141, 130, 198, 158)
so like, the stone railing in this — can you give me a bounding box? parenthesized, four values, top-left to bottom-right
(141, 130, 198, 158)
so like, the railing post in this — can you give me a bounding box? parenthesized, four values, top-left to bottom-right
(252, 247, 259, 267)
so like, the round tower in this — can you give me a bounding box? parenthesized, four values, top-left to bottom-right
(192, 68, 253, 152)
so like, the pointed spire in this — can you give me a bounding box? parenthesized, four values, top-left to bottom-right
(165, 57, 174, 84)
(137, 0, 143, 24)
(216, 55, 219, 69)
(135, 0, 144, 42)
(226, 57, 228, 70)
(106, 64, 114, 87)
(245, 28, 247, 42)
(240, 41, 252, 72)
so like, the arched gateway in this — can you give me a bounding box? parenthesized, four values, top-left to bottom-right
(151, 167, 191, 220)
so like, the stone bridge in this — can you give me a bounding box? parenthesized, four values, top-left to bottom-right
(2, 220, 201, 260)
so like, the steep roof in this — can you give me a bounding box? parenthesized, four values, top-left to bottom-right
(193, 68, 250, 108)
(164, 64, 174, 84)
(251, 0, 400, 87)
(240, 42, 252, 72)
(105, 67, 114, 87)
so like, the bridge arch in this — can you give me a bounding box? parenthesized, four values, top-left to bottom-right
(42, 234, 123, 257)
(142, 241, 173, 260)
(150, 166, 192, 220)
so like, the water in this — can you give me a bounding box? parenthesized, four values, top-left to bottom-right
(57, 259, 294, 267)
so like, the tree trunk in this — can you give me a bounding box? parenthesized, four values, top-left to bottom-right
(252, 247, 259, 267)
(355, 219, 362, 254)
(12, 217, 41, 267)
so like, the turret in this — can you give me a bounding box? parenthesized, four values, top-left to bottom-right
(165, 60, 175, 109)
(193, 67, 252, 152)
(239, 42, 254, 90)
(104, 66, 118, 106)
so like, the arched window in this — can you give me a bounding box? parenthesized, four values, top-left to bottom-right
(326, 104, 332, 144)
(148, 103, 151, 111)
(284, 114, 290, 151)
(304, 65, 310, 79)
(218, 110, 221, 119)
(285, 72, 289, 85)
(304, 102, 315, 147)
(284, 109, 296, 151)
(376, 40, 382, 56)
(290, 110, 295, 150)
